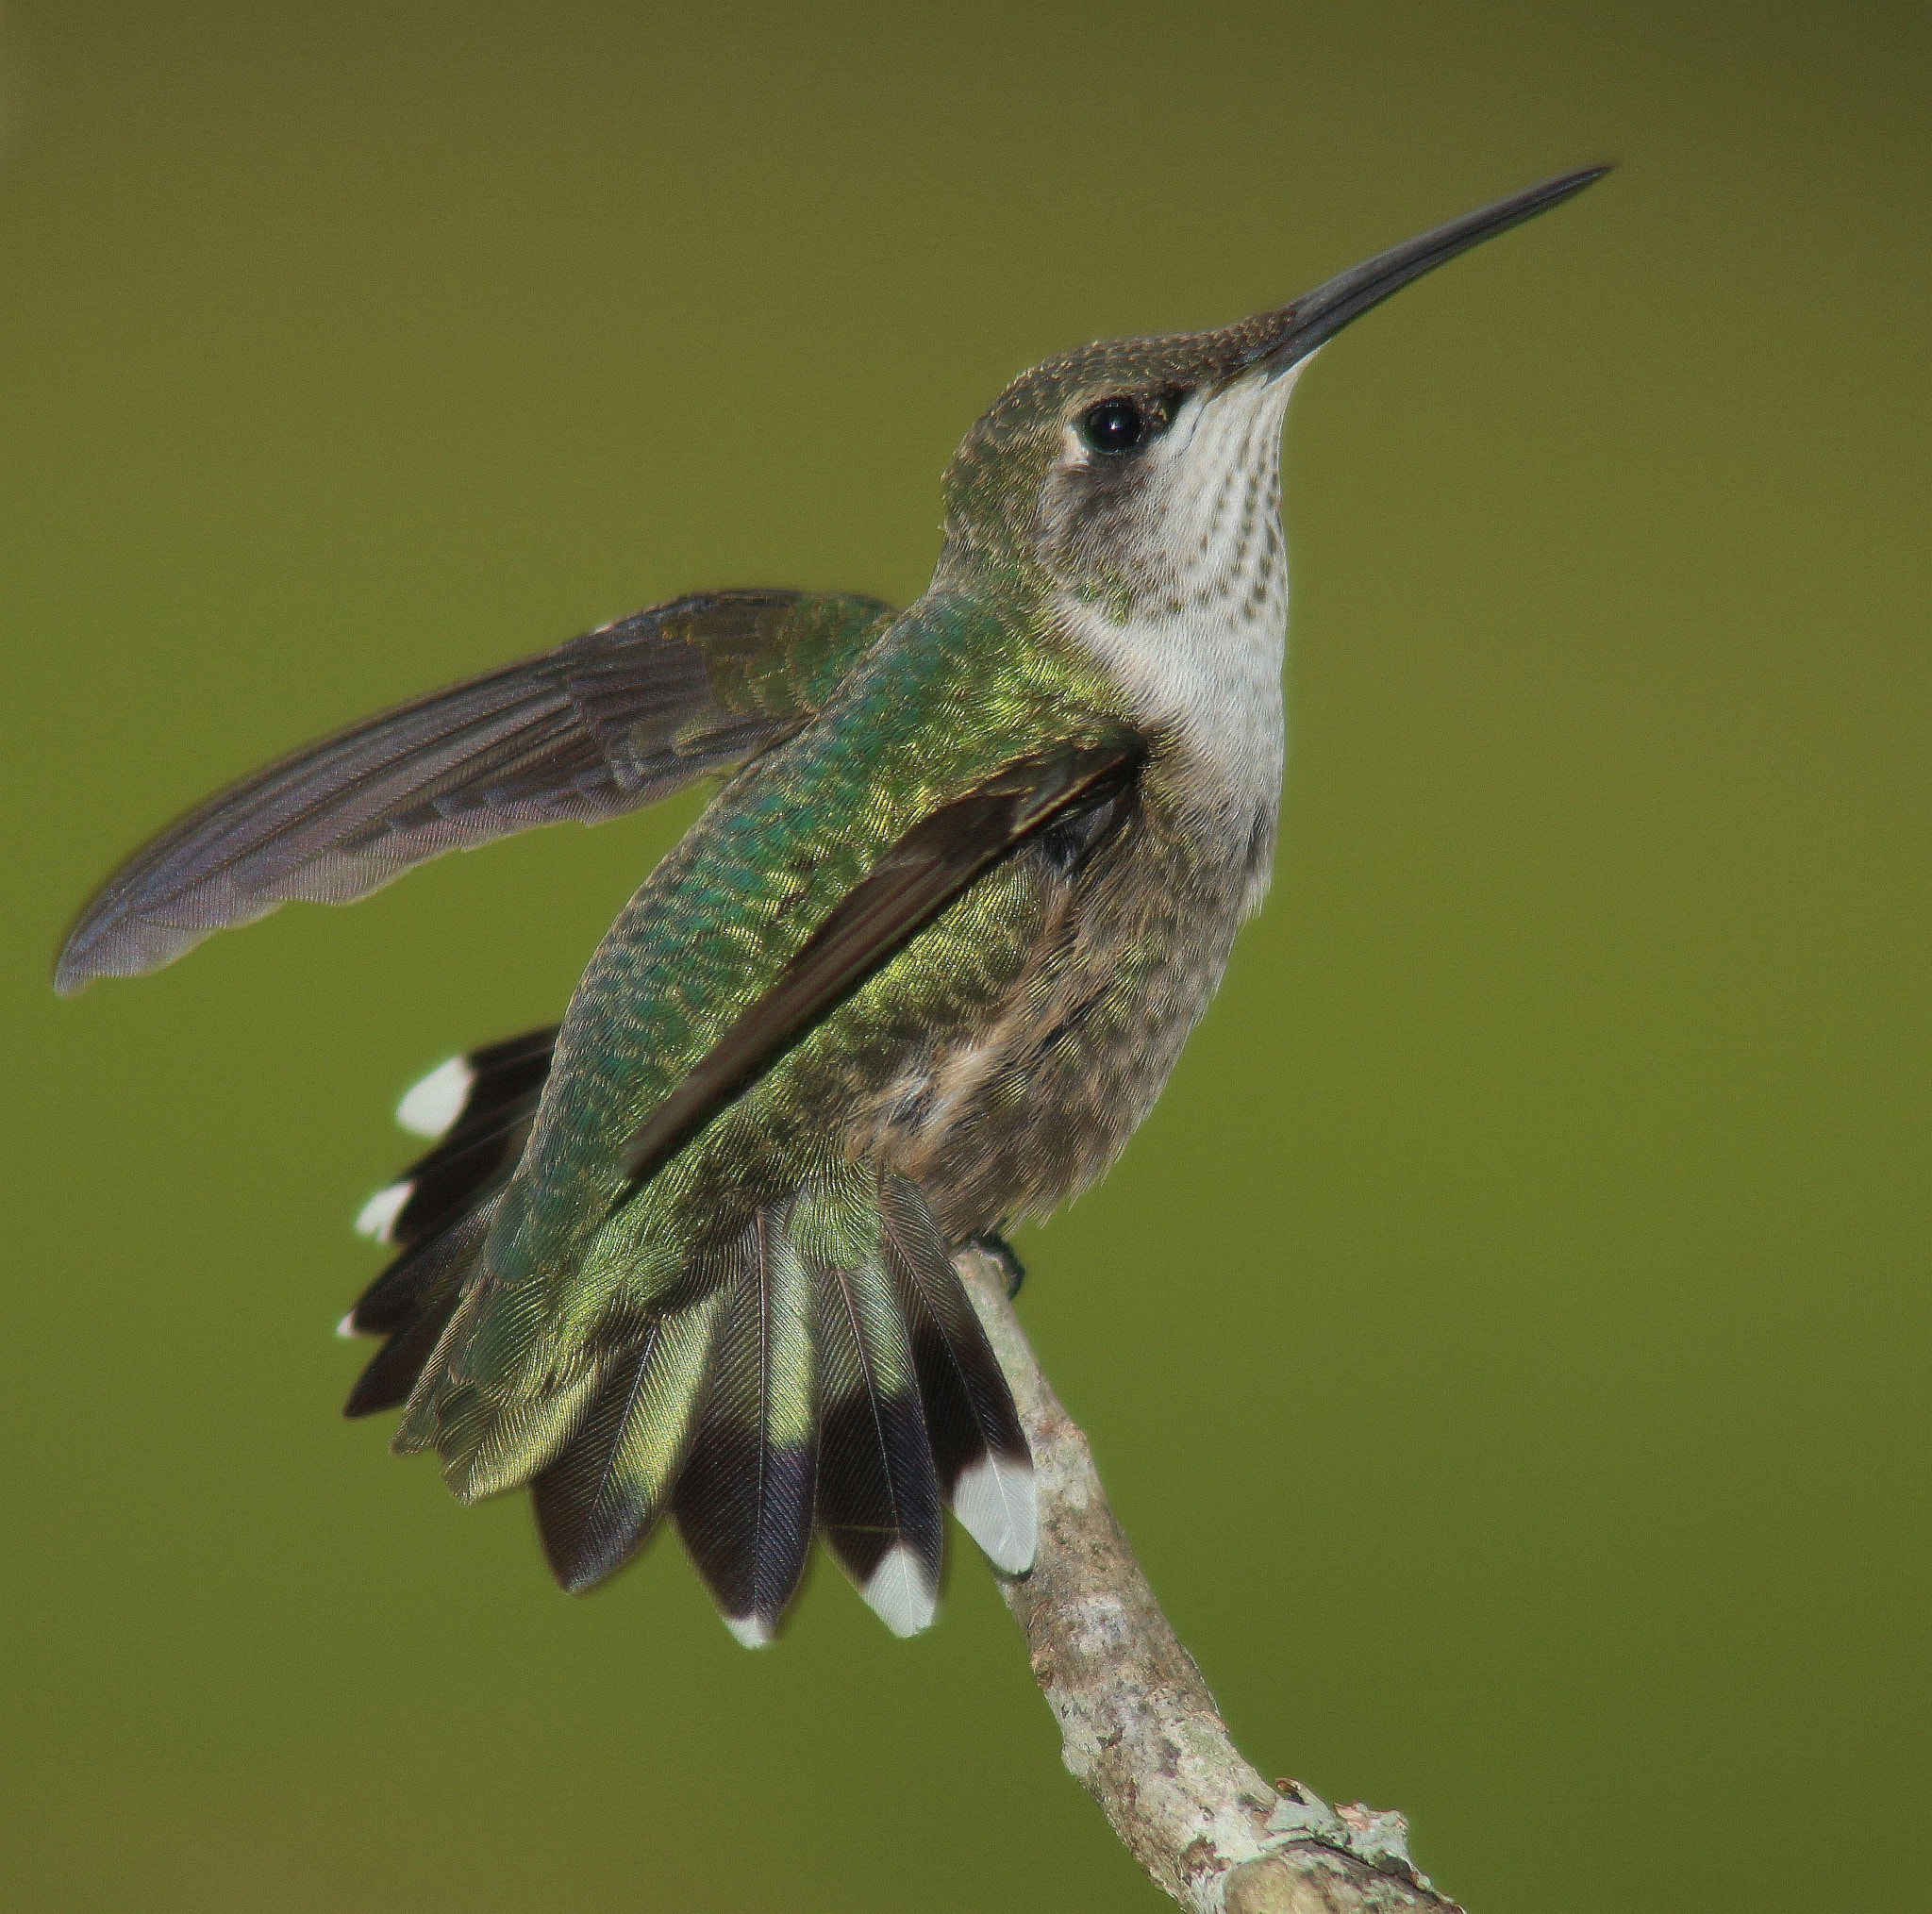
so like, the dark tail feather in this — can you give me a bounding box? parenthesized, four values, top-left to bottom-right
(342, 1205, 494, 1417)
(531, 1298, 724, 1592)
(880, 1175, 1036, 1574)
(340, 1029, 554, 1423)
(353, 1026, 558, 1248)
(812, 1252, 944, 1637)
(342, 1284, 466, 1418)
(672, 1213, 819, 1646)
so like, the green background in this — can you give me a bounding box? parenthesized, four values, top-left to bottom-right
(7, 4, 1926, 1909)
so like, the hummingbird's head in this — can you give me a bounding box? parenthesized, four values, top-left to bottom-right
(937, 170, 1607, 721)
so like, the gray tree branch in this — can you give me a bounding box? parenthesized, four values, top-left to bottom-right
(956, 1246, 1463, 1914)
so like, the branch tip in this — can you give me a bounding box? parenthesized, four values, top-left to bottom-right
(955, 1247, 1461, 1914)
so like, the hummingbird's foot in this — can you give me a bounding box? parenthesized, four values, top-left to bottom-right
(965, 1233, 1026, 1298)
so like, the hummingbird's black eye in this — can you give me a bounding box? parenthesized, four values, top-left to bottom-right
(1077, 398, 1146, 456)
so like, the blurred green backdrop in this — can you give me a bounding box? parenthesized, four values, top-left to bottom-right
(6, 3, 1927, 1909)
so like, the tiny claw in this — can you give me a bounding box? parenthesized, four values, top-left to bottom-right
(966, 1232, 1026, 1297)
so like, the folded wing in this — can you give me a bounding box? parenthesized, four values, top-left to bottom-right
(56, 589, 896, 991)
(620, 735, 1146, 1183)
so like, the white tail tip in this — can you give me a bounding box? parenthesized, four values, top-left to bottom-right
(354, 1181, 412, 1243)
(860, 1545, 939, 1639)
(952, 1452, 1037, 1574)
(334, 1311, 360, 1340)
(396, 1057, 474, 1139)
(722, 1611, 774, 1649)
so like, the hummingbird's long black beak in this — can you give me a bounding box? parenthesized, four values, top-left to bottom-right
(1240, 165, 1610, 382)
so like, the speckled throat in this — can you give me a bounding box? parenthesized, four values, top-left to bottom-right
(1049, 364, 1302, 818)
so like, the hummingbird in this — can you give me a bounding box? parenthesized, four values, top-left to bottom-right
(58, 169, 1606, 1645)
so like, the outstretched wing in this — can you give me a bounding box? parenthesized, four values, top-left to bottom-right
(622, 737, 1144, 1183)
(55, 590, 896, 992)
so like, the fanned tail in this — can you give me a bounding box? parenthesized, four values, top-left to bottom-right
(342, 1040, 1036, 1642)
